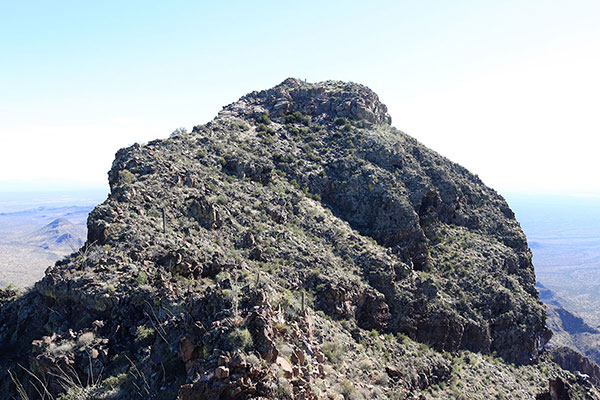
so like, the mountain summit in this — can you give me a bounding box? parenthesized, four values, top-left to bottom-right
(0, 79, 597, 399)
(219, 78, 392, 126)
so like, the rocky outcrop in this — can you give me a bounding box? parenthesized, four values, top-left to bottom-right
(536, 377, 573, 400)
(0, 78, 594, 399)
(220, 78, 392, 126)
(551, 346, 600, 385)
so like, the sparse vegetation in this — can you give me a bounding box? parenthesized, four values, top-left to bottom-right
(256, 111, 271, 125)
(0, 79, 594, 400)
(226, 328, 253, 351)
(134, 325, 155, 344)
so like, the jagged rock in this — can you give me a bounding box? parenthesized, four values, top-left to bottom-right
(218, 354, 230, 366)
(179, 336, 200, 373)
(276, 356, 294, 378)
(291, 348, 306, 365)
(188, 197, 223, 230)
(247, 309, 278, 362)
(355, 291, 391, 331)
(536, 377, 572, 400)
(551, 347, 600, 385)
(386, 366, 402, 378)
(242, 231, 256, 248)
(215, 366, 230, 379)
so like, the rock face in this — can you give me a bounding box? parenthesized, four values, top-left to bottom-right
(551, 346, 600, 385)
(0, 78, 596, 399)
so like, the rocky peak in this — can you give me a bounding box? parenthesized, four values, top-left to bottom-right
(2, 79, 599, 399)
(219, 77, 392, 125)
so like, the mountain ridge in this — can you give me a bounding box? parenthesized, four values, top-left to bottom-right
(0, 78, 597, 399)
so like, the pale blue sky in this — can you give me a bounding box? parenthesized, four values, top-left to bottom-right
(1, 1, 599, 195)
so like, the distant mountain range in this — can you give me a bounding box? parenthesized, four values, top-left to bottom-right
(0, 204, 94, 287)
(538, 281, 600, 365)
(25, 217, 86, 251)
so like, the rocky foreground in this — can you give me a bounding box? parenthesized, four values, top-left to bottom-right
(0, 78, 598, 399)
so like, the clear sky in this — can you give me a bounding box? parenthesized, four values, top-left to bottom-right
(1, 1, 599, 195)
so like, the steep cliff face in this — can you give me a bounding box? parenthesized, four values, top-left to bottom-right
(0, 79, 596, 399)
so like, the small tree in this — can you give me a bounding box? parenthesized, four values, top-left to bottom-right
(170, 127, 188, 137)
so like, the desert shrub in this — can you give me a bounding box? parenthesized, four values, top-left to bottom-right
(358, 358, 374, 371)
(257, 124, 275, 135)
(274, 377, 294, 399)
(287, 125, 300, 135)
(334, 117, 352, 131)
(285, 111, 311, 125)
(170, 127, 187, 137)
(334, 117, 348, 126)
(50, 341, 75, 355)
(102, 373, 128, 390)
(215, 271, 231, 282)
(246, 353, 261, 366)
(135, 271, 148, 285)
(396, 332, 409, 343)
(322, 341, 344, 363)
(135, 325, 155, 345)
(118, 170, 136, 185)
(374, 371, 389, 385)
(226, 328, 253, 351)
(338, 379, 356, 398)
(256, 111, 271, 125)
(278, 343, 294, 359)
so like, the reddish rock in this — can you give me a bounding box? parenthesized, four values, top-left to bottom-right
(386, 366, 402, 378)
(318, 364, 325, 376)
(247, 309, 278, 362)
(291, 348, 306, 365)
(536, 377, 571, 400)
(178, 336, 200, 373)
(315, 350, 325, 363)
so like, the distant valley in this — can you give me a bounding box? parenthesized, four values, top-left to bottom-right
(0, 190, 106, 287)
(508, 194, 600, 363)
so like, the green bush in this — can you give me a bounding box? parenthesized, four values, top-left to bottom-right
(285, 111, 311, 126)
(286, 125, 300, 135)
(102, 373, 128, 390)
(118, 170, 136, 185)
(135, 271, 148, 285)
(257, 124, 275, 135)
(135, 325, 155, 345)
(334, 117, 352, 131)
(334, 117, 348, 126)
(322, 341, 344, 363)
(256, 111, 271, 125)
(226, 328, 253, 351)
(170, 127, 188, 137)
